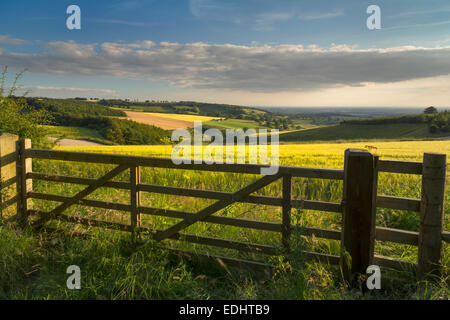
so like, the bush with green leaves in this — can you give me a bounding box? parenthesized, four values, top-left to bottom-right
(0, 67, 49, 147)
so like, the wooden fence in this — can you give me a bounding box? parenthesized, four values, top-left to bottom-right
(0, 133, 448, 283)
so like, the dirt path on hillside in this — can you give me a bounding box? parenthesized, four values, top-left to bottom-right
(125, 111, 192, 130)
(48, 137, 105, 146)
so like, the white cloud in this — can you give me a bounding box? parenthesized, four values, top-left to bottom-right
(0, 35, 28, 45)
(2, 39, 450, 93)
(34, 86, 116, 94)
(29, 86, 118, 98)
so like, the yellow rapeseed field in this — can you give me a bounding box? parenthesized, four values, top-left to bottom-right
(56, 140, 450, 166)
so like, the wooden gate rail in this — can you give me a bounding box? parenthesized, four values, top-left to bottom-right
(0, 134, 448, 283)
(25, 148, 344, 179)
(26, 172, 342, 212)
(153, 173, 284, 241)
(31, 164, 129, 227)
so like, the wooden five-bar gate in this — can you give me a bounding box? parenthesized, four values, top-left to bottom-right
(0, 133, 448, 283)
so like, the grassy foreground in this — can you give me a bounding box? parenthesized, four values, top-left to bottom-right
(1, 140, 449, 299)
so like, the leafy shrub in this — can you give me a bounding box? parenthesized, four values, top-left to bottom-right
(429, 124, 438, 133)
(0, 67, 49, 147)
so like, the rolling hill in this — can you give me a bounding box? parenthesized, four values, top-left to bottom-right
(279, 123, 449, 142)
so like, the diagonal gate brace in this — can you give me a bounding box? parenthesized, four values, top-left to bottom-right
(32, 164, 129, 227)
(154, 173, 282, 241)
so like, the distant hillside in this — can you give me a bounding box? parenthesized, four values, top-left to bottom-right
(342, 111, 450, 134)
(99, 99, 267, 118)
(280, 110, 450, 142)
(23, 97, 171, 145)
(279, 123, 449, 142)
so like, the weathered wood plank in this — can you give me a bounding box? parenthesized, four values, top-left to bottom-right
(29, 192, 283, 232)
(28, 172, 130, 190)
(418, 153, 446, 279)
(341, 149, 378, 285)
(375, 226, 419, 246)
(4, 213, 20, 223)
(292, 226, 341, 240)
(140, 183, 283, 206)
(378, 160, 423, 175)
(282, 167, 344, 180)
(140, 184, 343, 212)
(28, 191, 435, 247)
(291, 199, 342, 213)
(442, 231, 450, 243)
(52, 212, 131, 231)
(0, 176, 17, 190)
(17, 139, 32, 225)
(376, 195, 421, 212)
(41, 224, 272, 276)
(373, 255, 416, 272)
(29, 193, 283, 233)
(31, 164, 129, 227)
(0, 151, 18, 167)
(28, 173, 343, 213)
(164, 248, 273, 275)
(28, 192, 130, 211)
(25, 149, 344, 179)
(130, 166, 140, 241)
(1, 195, 18, 210)
(140, 206, 282, 232)
(154, 174, 282, 241)
(161, 232, 277, 255)
(282, 174, 292, 251)
(41, 226, 275, 273)
(47, 211, 278, 255)
(0, 133, 18, 220)
(301, 251, 340, 265)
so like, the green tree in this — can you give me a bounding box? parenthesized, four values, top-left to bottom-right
(424, 106, 438, 114)
(0, 66, 49, 147)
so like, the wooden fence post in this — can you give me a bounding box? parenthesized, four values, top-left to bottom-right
(130, 166, 141, 241)
(282, 174, 292, 252)
(418, 153, 446, 279)
(0, 133, 19, 220)
(341, 149, 379, 285)
(17, 138, 32, 226)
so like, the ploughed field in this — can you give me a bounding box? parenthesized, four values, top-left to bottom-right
(124, 111, 266, 130)
(124, 111, 219, 130)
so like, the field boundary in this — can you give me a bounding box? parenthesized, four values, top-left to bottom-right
(0, 133, 448, 284)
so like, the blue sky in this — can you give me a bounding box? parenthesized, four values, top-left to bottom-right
(1, 0, 450, 106)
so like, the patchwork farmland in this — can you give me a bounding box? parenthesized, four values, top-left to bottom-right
(124, 111, 194, 130)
